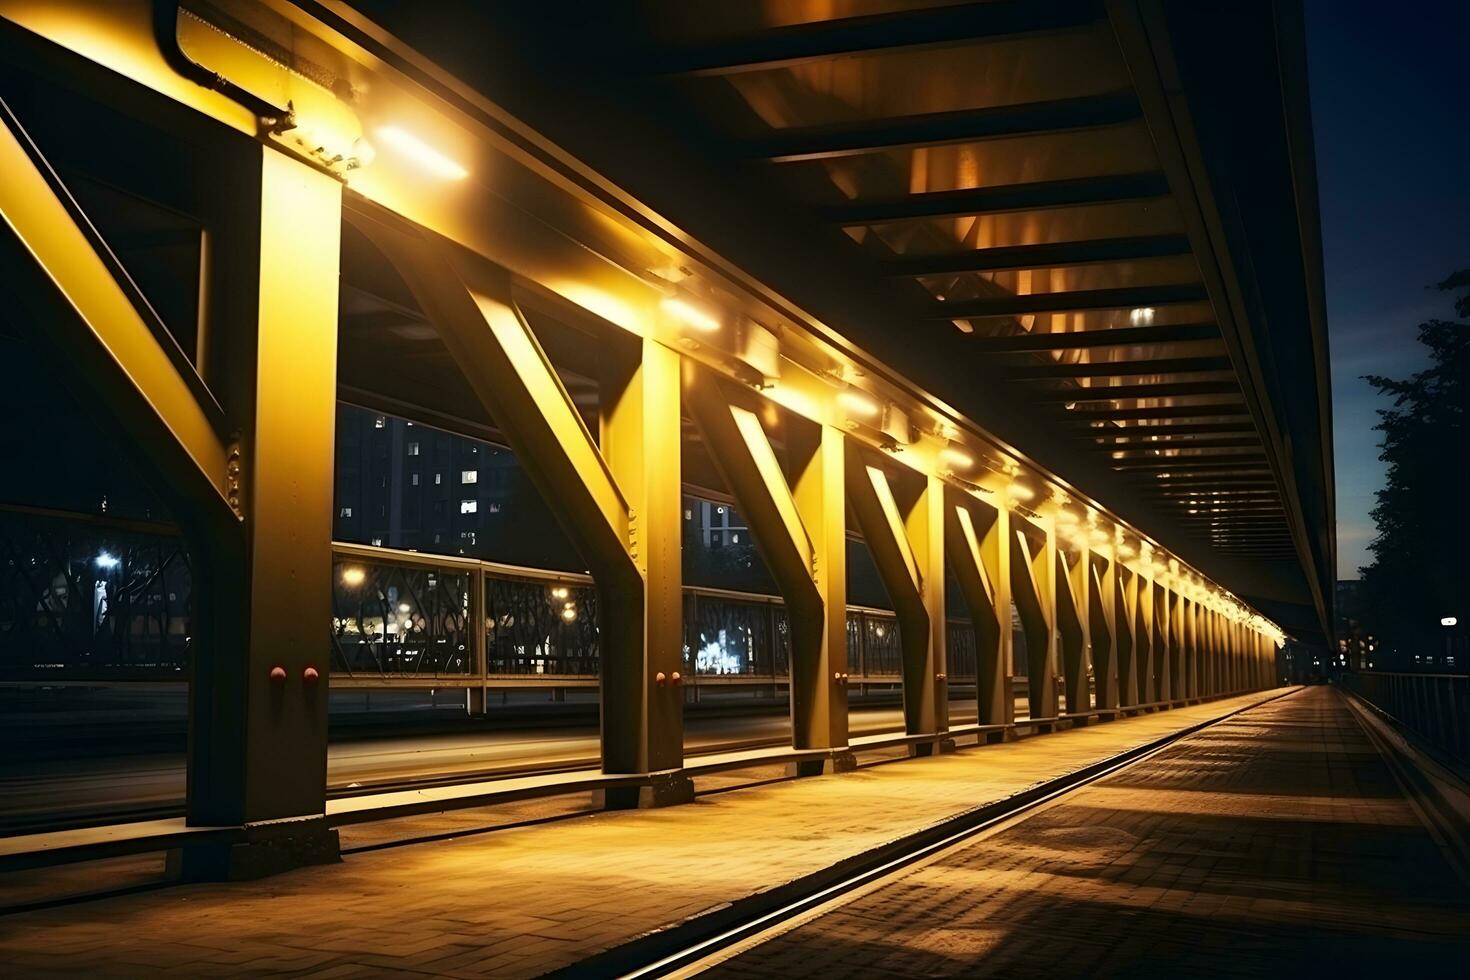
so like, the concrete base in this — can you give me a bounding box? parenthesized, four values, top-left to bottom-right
(909, 737, 956, 758)
(788, 751, 858, 778)
(596, 773, 696, 811)
(984, 730, 1010, 745)
(168, 818, 340, 882)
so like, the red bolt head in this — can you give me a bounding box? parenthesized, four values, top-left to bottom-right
(303, 666, 320, 683)
(269, 666, 287, 683)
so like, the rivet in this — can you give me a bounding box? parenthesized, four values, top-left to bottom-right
(269, 666, 287, 683)
(303, 666, 320, 683)
(655, 671, 667, 687)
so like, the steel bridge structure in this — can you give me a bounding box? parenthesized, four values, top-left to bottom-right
(0, 0, 1331, 878)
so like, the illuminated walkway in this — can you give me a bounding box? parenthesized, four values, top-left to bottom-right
(0, 693, 1291, 977)
(705, 687, 1470, 977)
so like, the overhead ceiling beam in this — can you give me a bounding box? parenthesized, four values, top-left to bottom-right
(1113, 458, 1268, 472)
(1102, 437, 1261, 452)
(1094, 421, 1256, 437)
(657, 0, 1106, 76)
(969, 322, 1218, 353)
(753, 91, 1141, 162)
(931, 282, 1207, 319)
(824, 173, 1167, 225)
(1006, 355, 1232, 379)
(1033, 380, 1238, 401)
(881, 234, 1193, 277)
(1060, 403, 1249, 421)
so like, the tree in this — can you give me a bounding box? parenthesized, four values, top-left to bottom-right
(1358, 270, 1470, 663)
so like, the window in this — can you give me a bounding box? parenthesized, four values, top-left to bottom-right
(434, 473, 442, 485)
(371, 537, 383, 547)
(411, 473, 420, 486)
(460, 531, 476, 544)
(461, 469, 478, 484)
(373, 416, 385, 429)
(407, 442, 420, 456)
(460, 499, 478, 514)
(338, 506, 353, 518)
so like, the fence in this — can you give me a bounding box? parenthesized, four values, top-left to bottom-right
(0, 504, 191, 678)
(1340, 671, 1469, 761)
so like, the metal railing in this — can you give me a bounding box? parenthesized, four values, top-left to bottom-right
(0, 504, 190, 678)
(1340, 671, 1469, 761)
(330, 542, 992, 693)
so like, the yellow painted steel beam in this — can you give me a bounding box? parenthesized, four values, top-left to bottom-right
(1055, 542, 1090, 715)
(788, 422, 850, 753)
(0, 95, 232, 525)
(1152, 580, 1170, 702)
(600, 335, 687, 781)
(365, 217, 686, 781)
(686, 367, 848, 753)
(1089, 548, 1119, 710)
(1011, 524, 1057, 721)
(188, 149, 342, 830)
(1115, 564, 1138, 706)
(946, 493, 1007, 726)
(846, 450, 944, 740)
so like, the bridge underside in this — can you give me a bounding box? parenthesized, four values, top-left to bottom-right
(0, 0, 1329, 875)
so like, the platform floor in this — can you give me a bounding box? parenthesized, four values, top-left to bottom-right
(707, 686, 1470, 978)
(0, 688, 1421, 978)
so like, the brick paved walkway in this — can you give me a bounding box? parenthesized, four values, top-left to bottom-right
(0, 691, 1284, 977)
(707, 687, 1470, 978)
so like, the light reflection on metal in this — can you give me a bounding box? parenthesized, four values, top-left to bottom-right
(661, 295, 721, 333)
(375, 126, 469, 180)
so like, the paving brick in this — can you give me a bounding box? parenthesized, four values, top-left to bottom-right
(0, 692, 1285, 977)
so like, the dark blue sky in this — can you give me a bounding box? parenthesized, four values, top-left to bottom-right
(1305, 0, 1469, 578)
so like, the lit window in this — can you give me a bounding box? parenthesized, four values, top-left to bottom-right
(374, 416, 385, 429)
(461, 470, 478, 484)
(338, 506, 353, 518)
(461, 500, 477, 514)
(411, 473, 420, 486)
(371, 537, 383, 547)
(434, 473, 442, 485)
(407, 442, 420, 456)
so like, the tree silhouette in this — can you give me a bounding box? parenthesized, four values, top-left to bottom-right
(1358, 270, 1470, 663)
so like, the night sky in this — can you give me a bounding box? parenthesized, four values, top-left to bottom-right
(1305, 0, 1470, 579)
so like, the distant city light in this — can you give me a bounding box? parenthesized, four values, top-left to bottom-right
(375, 126, 469, 180)
(1443, 616, 1459, 627)
(1129, 307, 1156, 325)
(94, 552, 119, 570)
(341, 566, 366, 587)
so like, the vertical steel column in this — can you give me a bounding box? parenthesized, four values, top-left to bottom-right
(789, 424, 849, 762)
(947, 494, 1008, 729)
(1115, 565, 1138, 708)
(1135, 569, 1154, 706)
(1168, 588, 1185, 701)
(1152, 581, 1170, 704)
(907, 474, 949, 747)
(1056, 543, 1090, 716)
(1012, 524, 1057, 724)
(186, 149, 342, 877)
(1088, 548, 1119, 711)
(600, 336, 686, 797)
(687, 371, 850, 769)
(846, 454, 945, 749)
